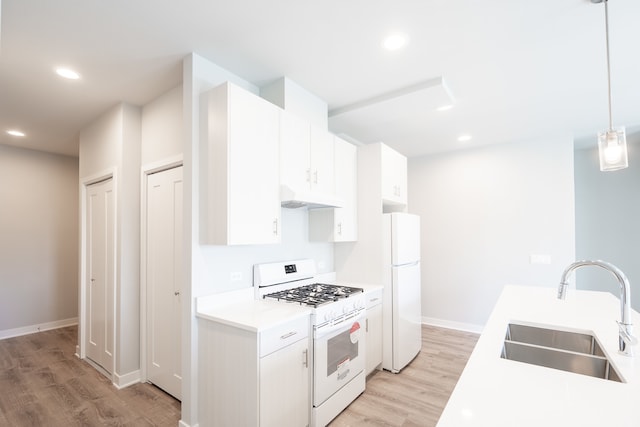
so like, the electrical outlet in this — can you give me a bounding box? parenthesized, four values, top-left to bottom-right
(230, 272, 242, 282)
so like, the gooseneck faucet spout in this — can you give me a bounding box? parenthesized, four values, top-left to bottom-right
(558, 260, 636, 356)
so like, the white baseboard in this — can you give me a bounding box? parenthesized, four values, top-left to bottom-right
(113, 369, 141, 389)
(0, 317, 78, 340)
(422, 316, 484, 334)
(179, 421, 197, 427)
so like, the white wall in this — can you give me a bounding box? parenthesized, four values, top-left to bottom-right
(182, 52, 259, 427)
(79, 102, 142, 381)
(0, 145, 79, 336)
(201, 208, 333, 292)
(408, 137, 576, 331)
(574, 134, 640, 309)
(142, 84, 184, 165)
(117, 104, 142, 376)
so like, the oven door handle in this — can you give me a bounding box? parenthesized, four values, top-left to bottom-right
(314, 310, 365, 339)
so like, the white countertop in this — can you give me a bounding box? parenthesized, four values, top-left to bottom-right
(436, 285, 640, 427)
(196, 288, 311, 332)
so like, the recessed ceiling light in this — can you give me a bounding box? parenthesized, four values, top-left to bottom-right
(436, 104, 454, 111)
(457, 134, 472, 142)
(55, 67, 81, 80)
(6, 130, 26, 137)
(382, 33, 409, 51)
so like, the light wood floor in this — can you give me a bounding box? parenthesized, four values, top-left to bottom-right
(0, 324, 477, 427)
(330, 325, 479, 427)
(0, 326, 180, 426)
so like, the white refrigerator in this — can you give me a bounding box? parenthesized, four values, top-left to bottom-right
(382, 212, 422, 373)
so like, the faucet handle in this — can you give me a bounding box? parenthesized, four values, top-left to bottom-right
(617, 321, 637, 346)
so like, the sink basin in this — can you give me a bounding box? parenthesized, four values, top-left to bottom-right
(501, 323, 623, 382)
(505, 323, 605, 356)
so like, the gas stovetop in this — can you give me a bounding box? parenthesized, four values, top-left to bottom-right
(263, 283, 364, 308)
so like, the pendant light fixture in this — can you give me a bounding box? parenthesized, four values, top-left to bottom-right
(593, 0, 628, 171)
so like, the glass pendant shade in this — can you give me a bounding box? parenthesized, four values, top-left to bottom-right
(598, 126, 628, 171)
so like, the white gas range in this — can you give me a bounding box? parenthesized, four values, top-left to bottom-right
(254, 259, 367, 427)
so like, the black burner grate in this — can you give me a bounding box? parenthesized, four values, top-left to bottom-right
(263, 283, 363, 307)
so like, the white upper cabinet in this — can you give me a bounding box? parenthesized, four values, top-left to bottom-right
(280, 110, 336, 201)
(309, 136, 357, 242)
(380, 143, 408, 206)
(205, 82, 281, 245)
(280, 111, 311, 194)
(309, 124, 335, 196)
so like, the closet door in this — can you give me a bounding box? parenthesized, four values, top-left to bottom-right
(146, 166, 183, 399)
(86, 178, 115, 373)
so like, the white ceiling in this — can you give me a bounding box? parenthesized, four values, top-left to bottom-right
(1, 0, 639, 158)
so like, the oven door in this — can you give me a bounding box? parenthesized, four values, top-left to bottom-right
(313, 310, 366, 407)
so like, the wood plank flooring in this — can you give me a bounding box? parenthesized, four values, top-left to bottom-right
(330, 325, 479, 427)
(0, 324, 477, 427)
(0, 326, 180, 426)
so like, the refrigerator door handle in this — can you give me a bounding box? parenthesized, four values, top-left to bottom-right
(393, 260, 420, 268)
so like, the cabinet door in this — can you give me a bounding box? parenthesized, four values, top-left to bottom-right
(207, 82, 281, 245)
(380, 143, 407, 206)
(366, 303, 383, 375)
(227, 87, 280, 244)
(260, 338, 310, 427)
(310, 125, 335, 196)
(333, 137, 357, 242)
(280, 111, 311, 194)
(308, 137, 357, 242)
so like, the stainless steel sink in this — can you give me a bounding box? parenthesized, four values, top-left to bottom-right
(501, 323, 623, 382)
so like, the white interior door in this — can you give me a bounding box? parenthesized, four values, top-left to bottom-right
(146, 166, 183, 399)
(86, 178, 115, 373)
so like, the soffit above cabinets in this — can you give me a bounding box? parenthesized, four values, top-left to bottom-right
(328, 77, 455, 148)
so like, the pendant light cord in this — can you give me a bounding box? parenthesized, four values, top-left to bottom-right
(604, 0, 613, 131)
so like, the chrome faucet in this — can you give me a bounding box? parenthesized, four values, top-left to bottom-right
(558, 260, 636, 357)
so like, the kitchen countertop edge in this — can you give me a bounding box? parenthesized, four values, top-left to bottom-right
(436, 284, 640, 427)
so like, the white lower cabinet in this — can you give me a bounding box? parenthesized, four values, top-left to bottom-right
(365, 288, 383, 376)
(260, 338, 310, 426)
(198, 315, 310, 427)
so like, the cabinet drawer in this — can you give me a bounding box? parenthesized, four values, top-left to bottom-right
(366, 288, 383, 309)
(260, 317, 309, 357)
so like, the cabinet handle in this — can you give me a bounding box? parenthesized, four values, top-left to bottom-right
(303, 349, 308, 368)
(280, 331, 297, 340)
(337, 222, 342, 235)
(366, 318, 369, 333)
(273, 219, 278, 235)
(306, 169, 311, 183)
(314, 170, 319, 184)
(369, 297, 379, 303)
